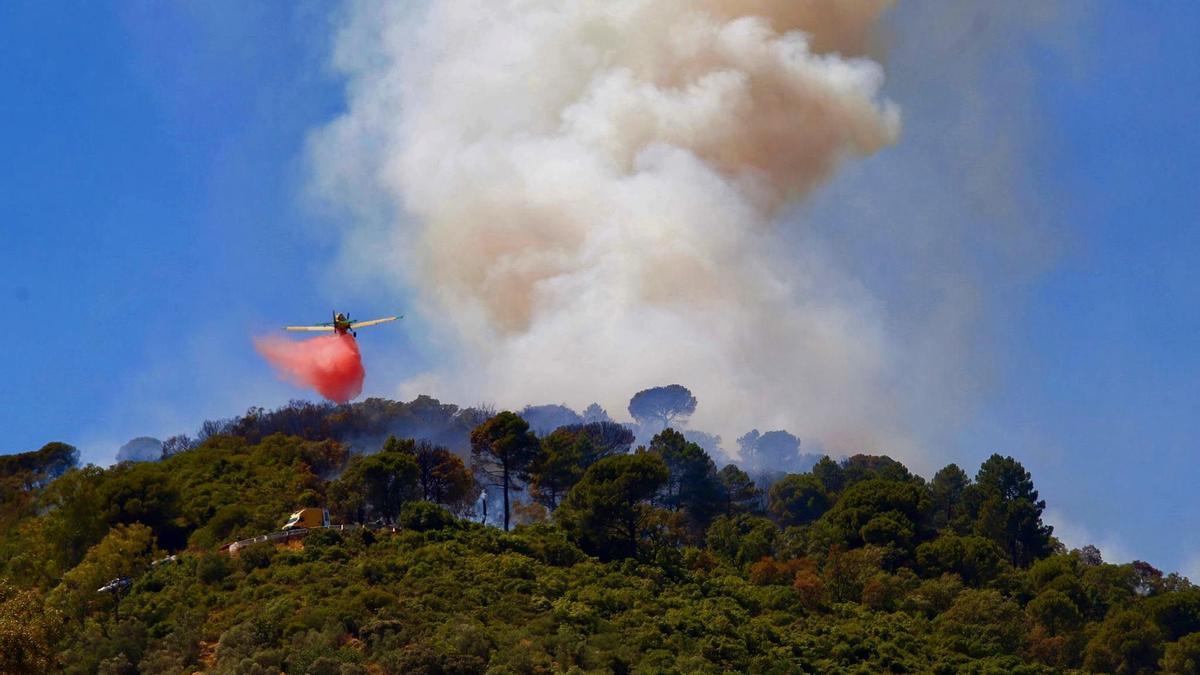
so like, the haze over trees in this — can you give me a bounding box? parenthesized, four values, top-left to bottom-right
(627, 384, 697, 430)
(0, 397, 1195, 672)
(737, 428, 820, 476)
(115, 436, 164, 463)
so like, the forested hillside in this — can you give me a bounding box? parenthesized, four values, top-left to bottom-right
(2, 398, 1198, 674)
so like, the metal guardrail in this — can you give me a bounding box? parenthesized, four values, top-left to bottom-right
(224, 523, 392, 554)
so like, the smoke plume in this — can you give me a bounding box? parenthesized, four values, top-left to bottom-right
(255, 334, 365, 404)
(310, 0, 1060, 460)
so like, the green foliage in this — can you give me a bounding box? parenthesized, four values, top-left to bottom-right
(972, 454, 1054, 567)
(917, 535, 1007, 586)
(0, 441, 78, 489)
(647, 429, 722, 531)
(412, 441, 476, 512)
(934, 589, 1024, 658)
(1083, 609, 1164, 674)
(555, 452, 668, 560)
(0, 579, 64, 673)
(527, 423, 639, 514)
(330, 443, 419, 523)
(1162, 632, 1200, 674)
(470, 411, 540, 531)
(810, 455, 845, 494)
(399, 501, 458, 532)
(627, 384, 697, 428)
(768, 473, 830, 526)
(1145, 588, 1200, 641)
(929, 463, 971, 532)
(715, 464, 760, 516)
(48, 524, 159, 623)
(0, 399, 1188, 673)
(528, 430, 585, 510)
(1026, 588, 1083, 636)
(841, 454, 918, 487)
(99, 462, 187, 550)
(820, 478, 929, 560)
(706, 514, 776, 566)
(196, 551, 232, 584)
(238, 542, 277, 573)
(34, 465, 110, 576)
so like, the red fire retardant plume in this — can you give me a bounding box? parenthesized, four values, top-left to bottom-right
(254, 334, 365, 404)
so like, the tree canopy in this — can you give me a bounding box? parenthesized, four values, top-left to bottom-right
(627, 384, 697, 429)
(0, 398, 1192, 673)
(470, 411, 540, 531)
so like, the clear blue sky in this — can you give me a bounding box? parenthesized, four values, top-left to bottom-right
(1, 2, 1197, 575)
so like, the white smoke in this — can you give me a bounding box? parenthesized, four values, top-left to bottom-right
(309, 0, 1064, 460)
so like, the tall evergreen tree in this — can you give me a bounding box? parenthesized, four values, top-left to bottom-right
(716, 464, 760, 516)
(929, 464, 971, 531)
(555, 452, 668, 559)
(646, 429, 722, 530)
(470, 412, 540, 531)
(973, 454, 1054, 566)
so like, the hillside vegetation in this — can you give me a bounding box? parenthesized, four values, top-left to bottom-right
(1, 398, 1198, 674)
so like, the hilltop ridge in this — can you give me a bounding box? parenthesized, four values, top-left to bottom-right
(1, 397, 1198, 673)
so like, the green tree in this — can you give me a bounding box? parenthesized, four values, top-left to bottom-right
(326, 473, 367, 525)
(551, 422, 635, 466)
(768, 474, 830, 526)
(413, 442, 476, 512)
(823, 546, 887, 603)
(647, 429, 722, 531)
(380, 435, 414, 455)
(972, 454, 1054, 567)
(929, 463, 970, 531)
(1026, 589, 1084, 636)
(527, 431, 585, 510)
(555, 452, 668, 559)
(706, 514, 776, 565)
(736, 430, 807, 474)
(916, 535, 1007, 586)
(38, 465, 109, 573)
(1162, 633, 1200, 674)
(1080, 562, 1141, 621)
(1144, 588, 1200, 641)
(716, 464, 760, 516)
(810, 456, 845, 495)
(627, 385, 697, 430)
(331, 444, 419, 523)
(47, 523, 159, 624)
(0, 441, 78, 489)
(99, 462, 186, 550)
(470, 412, 540, 531)
(1083, 609, 1163, 674)
(0, 580, 63, 673)
(359, 450, 419, 522)
(526, 422, 636, 513)
(934, 589, 1024, 658)
(841, 454, 916, 487)
(821, 478, 927, 551)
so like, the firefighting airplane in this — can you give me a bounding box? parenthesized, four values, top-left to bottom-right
(284, 311, 400, 338)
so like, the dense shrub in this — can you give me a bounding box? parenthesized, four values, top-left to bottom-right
(399, 501, 458, 532)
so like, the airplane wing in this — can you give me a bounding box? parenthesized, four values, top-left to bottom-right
(349, 316, 401, 330)
(284, 325, 336, 332)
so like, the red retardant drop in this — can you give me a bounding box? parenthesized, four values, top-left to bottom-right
(254, 333, 365, 404)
